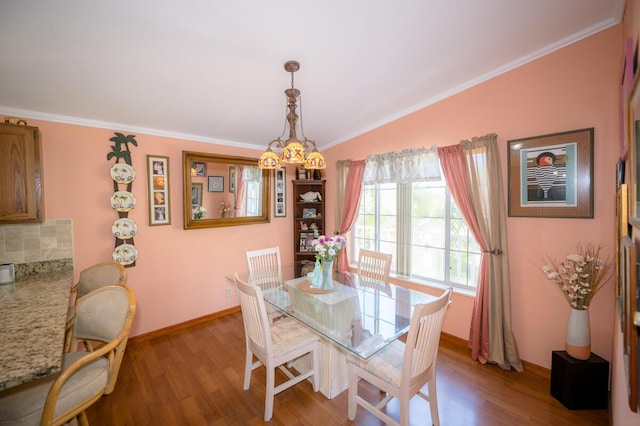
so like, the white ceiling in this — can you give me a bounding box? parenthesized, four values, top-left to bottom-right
(0, 1, 626, 151)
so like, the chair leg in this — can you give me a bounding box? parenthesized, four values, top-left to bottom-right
(428, 379, 439, 426)
(265, 366, 275, 421)
(243, 350, 253, 390)
(78, 411, 89, 426)
(311, 343, 319, 392)
(399, 395, 410, 426)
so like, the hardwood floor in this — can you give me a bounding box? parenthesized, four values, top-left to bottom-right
(87, 311, 609, 425)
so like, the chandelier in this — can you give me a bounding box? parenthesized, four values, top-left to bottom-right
(258, 61, 326, 170)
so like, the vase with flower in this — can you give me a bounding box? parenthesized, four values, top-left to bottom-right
(218, 201, 231, 218)
(192, 205, 207, 220)
(310, 234, 346, 291)
(541, 243, 613, 360)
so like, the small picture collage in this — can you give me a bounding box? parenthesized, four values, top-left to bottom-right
(148, 155, 170, 225)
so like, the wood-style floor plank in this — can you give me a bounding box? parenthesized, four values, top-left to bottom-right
(87, 311, 609, 425)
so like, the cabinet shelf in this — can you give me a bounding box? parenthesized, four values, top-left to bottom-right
(293, 179, 325, 277)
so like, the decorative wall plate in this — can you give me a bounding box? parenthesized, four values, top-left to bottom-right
(112, 218, 137, 240)
(110, 191, 136, 212)
(110, 163, 136, 184)
(112, 244, 138, 265)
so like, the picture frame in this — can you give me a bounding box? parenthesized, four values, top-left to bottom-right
(208, 176, 224, 192)
(274, 167, 286, 217)
(229, 165, 236, 193)
(191, 161, 206, 176)
(621, 236, 638, 413)
(191, 183, 203, 207)
(302, 207, 316, 218)
(628, 69, 640, 229)
(147, 155, 170, 226)
(618, 184, 629, 323)
(507, 128, 594, 218)
(621, 37, 635, 159)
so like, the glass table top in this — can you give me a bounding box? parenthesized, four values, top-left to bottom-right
(232, 263, 434, 359)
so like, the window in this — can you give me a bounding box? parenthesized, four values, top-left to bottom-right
(352, 177, 481, 292)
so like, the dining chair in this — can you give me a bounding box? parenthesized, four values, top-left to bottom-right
(357, 249, 392, 291)
(65, 261, 127, 351)
(233, 273, 319, 422)
(245, 247, 289, 322)
(347, 287, 452, 426)
(0, 285, 137, 426)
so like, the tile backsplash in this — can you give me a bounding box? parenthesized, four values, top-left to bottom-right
(0, 219, 73, 264)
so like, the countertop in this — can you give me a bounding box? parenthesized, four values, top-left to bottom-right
(0, 267, 73, 391)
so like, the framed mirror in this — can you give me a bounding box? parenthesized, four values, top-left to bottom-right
(182, 151, 270, 229)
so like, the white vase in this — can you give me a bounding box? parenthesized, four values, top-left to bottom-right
(565, 308, 591, 360)
(321, 260, 334, 291)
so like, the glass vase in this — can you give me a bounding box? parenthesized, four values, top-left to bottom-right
(321, 260, 334, 291)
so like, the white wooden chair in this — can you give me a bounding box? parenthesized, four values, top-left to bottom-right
(0, 285, 136, 426)
(357, 249, 392, 293)
(347, 287, 452, 426)
(245, 246, 289, 322)
(233, 273, 319, 422)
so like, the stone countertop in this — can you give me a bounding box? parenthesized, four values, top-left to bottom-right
(0, 267, 73, 391)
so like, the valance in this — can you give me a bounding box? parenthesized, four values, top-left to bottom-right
(362, 146, 441, 184)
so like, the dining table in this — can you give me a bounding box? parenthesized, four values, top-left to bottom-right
(231, 263, 435, 398)
(0, 267, 74, 392)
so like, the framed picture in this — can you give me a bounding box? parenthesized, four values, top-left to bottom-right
(147, 155, 170, 226)
(274, 167, 286, 217)
(191, 161, 206, 176)
(191, 183, 203, 206)
(621, 236, 638, 413)
(621, 37, 635, 159)
(507, 128, 594, 218)
(208, 176, 224, 192)
(302, 207, 316, 218)
(628, 69, 640, 229)
(229, 166, 236, 193)
(617, 184, 629, 323)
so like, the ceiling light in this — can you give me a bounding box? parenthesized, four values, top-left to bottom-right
(258, 61, 326, 170)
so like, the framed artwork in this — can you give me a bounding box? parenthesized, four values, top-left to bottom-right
(618, 184, 629, 323)
(191, 161, 206, 176)
(621, 236, 638, 413)
(191, 183, 203, 206)
(628, 68, 640, 229)
(622, 37, 635, 159)
(147, 155, 170, 226)
(208, 176, 224, 192)
(302, 208, 316, 218)
(274, 167, 286, 217)
(507, 128, 594, 218)
(229, 166, 236, 193)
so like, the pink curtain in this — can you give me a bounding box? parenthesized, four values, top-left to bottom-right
(337, 160, 365, 273)
(438, 139, 522, 371)
(438, 145, 490, 363)
(235, 166, 245, 216)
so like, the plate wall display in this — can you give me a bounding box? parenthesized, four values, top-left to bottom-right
(110, 163, 136, 184)
(110, 191, 137, 212)
(112, 218, 137, 240)
(112, 244, 138, 265)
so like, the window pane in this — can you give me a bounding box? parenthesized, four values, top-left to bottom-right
(411, 246, 445, 281)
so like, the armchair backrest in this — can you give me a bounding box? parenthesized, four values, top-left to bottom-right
(76, 261, 127, 299)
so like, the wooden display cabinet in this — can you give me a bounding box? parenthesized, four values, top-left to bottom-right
(292, 179, 325, 277)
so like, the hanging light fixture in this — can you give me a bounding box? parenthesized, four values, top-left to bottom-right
(258, 60, 326, 170)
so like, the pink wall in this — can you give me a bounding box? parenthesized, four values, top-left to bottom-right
(34, 120, 295, 336)
(323, 26, 621, 372)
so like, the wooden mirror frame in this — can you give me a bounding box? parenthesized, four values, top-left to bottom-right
(182, 151, 270, 229)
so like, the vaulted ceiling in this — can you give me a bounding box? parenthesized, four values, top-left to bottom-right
(0, 1, 626, 150)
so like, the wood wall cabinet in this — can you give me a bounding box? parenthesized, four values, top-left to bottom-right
(0, 123, 44, 223)
(292, 179, 325, 276)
